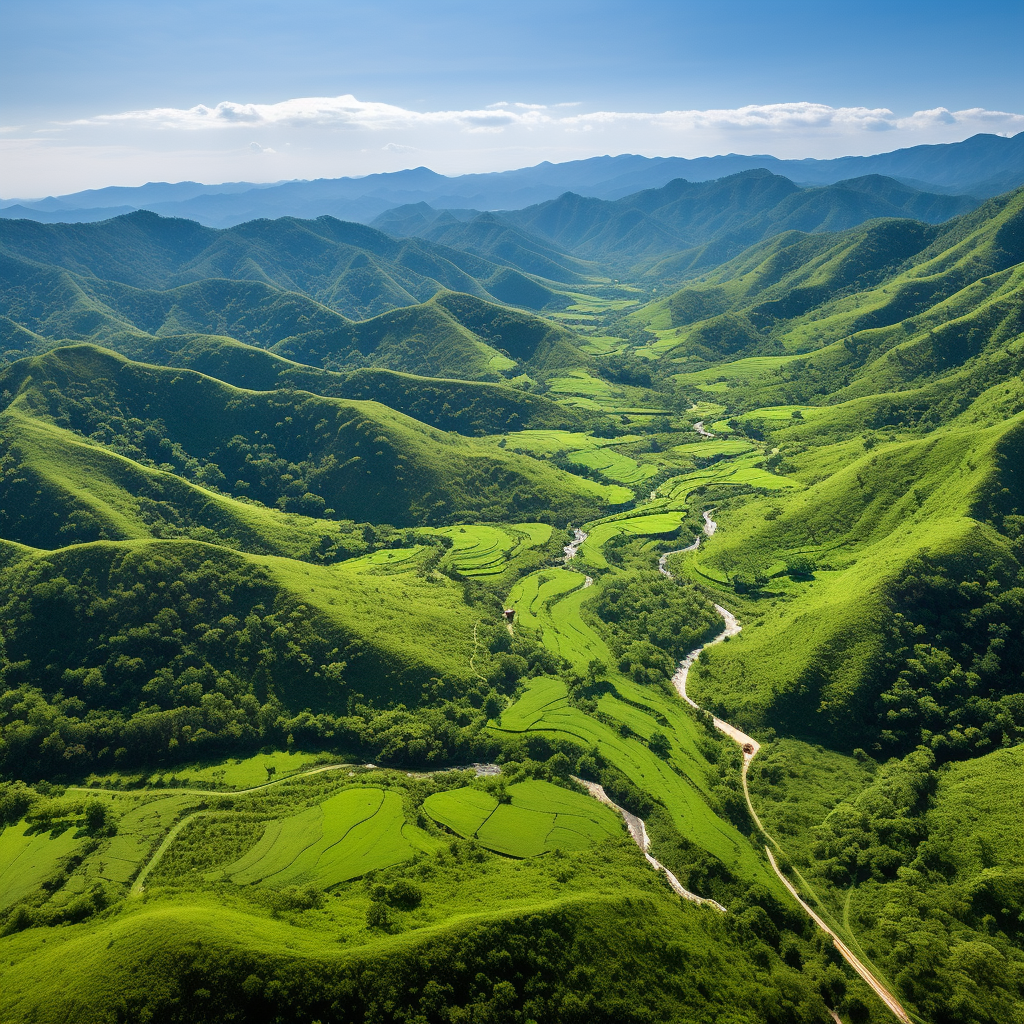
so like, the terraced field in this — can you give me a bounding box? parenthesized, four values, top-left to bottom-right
(547, 371, 619, 402)
(422, 779, 622, 857)
(674, 439, 757, 459)
(673, 355, 807, 391)
(92, 795, 198, 886)
(0, 824, 88, 912)
(214, 788, 436, 887)
(581, 510, 690, 569)
(495, 429, 646, 456)
(709, 405, 830, 432)
(660, 454, 800, 499)
(491, 672, 766, 879)
(507, 569, 587, 630)
(432, 522, 552, 577)
(566, 447, 657, 486)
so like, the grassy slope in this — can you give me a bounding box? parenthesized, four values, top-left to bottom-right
(682, 415, 1019, 735)
(639, 188, 1023, 374)
(124, 333, 592, 434)
(0, 345, 622, 527)
(0, 244, 594, 382)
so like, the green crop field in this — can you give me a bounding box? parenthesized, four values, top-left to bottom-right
(424, 522, 552, 577)
(494, 429, 645, 456)
(0, 825, 87, 912)
(215, 788, 431, 887)
(423, 779, 622, 857)
(547, 371, 618, 399)
(580, 510, 690, 568)
(673, 355, 808, 389)
(490, 674, 767, 880)
(674, 439, 758, 459)
(566, 448, 658, 485)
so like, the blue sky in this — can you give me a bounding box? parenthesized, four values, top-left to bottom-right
(3, 0, 1023, 196)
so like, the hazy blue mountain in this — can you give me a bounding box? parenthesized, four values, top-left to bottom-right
(3, 132, 1019, 227)
(0, 204, 139, 223)
(499, 170, 980, 267)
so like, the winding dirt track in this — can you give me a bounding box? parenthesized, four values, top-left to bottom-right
(661, 516, 914, 1024)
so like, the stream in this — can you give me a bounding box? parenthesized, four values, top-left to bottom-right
(562, 527, 588, 561)
(561, 510, 912, 1021)
(576, 778, 726, 912)
(651, 514, 910, 1022)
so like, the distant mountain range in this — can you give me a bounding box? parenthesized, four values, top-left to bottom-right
(371, 170, 982, 278)
(2, 131, 1021, 229)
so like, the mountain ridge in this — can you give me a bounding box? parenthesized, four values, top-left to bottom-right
(3, 132, 1020, 228)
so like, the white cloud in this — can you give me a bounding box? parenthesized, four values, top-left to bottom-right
(68, 95, 1024, 140)
(7, 94, 1022, 197)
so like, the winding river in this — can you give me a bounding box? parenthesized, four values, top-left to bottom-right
(575, 511, 913, 1023)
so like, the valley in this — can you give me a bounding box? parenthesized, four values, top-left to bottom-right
(0, 155, 1022, 1024)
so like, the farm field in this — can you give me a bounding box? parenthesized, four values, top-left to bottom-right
(660, 454, 801, 499)
(430, 522, 553, 577)
(581, 510, 690, 569)
(423, 779, 622, 857)
(147, 751, 335, 790)
(0, 824, 88, 912)
(490, 672, 768, 882)
(216, 788, 434, 887)
(673, 354, 808, 390)
(566, 447, 657, 486)
(674, 438, 758, 459)
(492, 429, 647, 456)
(709, 404, 831, 432)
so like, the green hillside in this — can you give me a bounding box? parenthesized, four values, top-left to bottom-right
(505, 169, 978, 269)
(0, 211, 576, 318)
(0, 247, 598, 384)
(3, 180, 1024, 1023)
(0, 345, 619, 526)
(130, 333, 591, 434)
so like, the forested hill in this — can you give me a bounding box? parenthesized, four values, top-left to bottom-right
(1, 173, 1023, 1023)
(0, 210, 583, 319)
(496, 169, 980, 267)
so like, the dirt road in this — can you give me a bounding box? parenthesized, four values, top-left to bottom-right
(662, 515, 914, 1024)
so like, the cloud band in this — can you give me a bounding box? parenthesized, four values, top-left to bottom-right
(70, 95, 1024, 137)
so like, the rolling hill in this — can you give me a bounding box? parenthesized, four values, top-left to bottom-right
(0, 344, 621, 528)
(502, 169, 979, 269)
(0, 210, 578, 320)
(3, 171, 1024, 1024)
